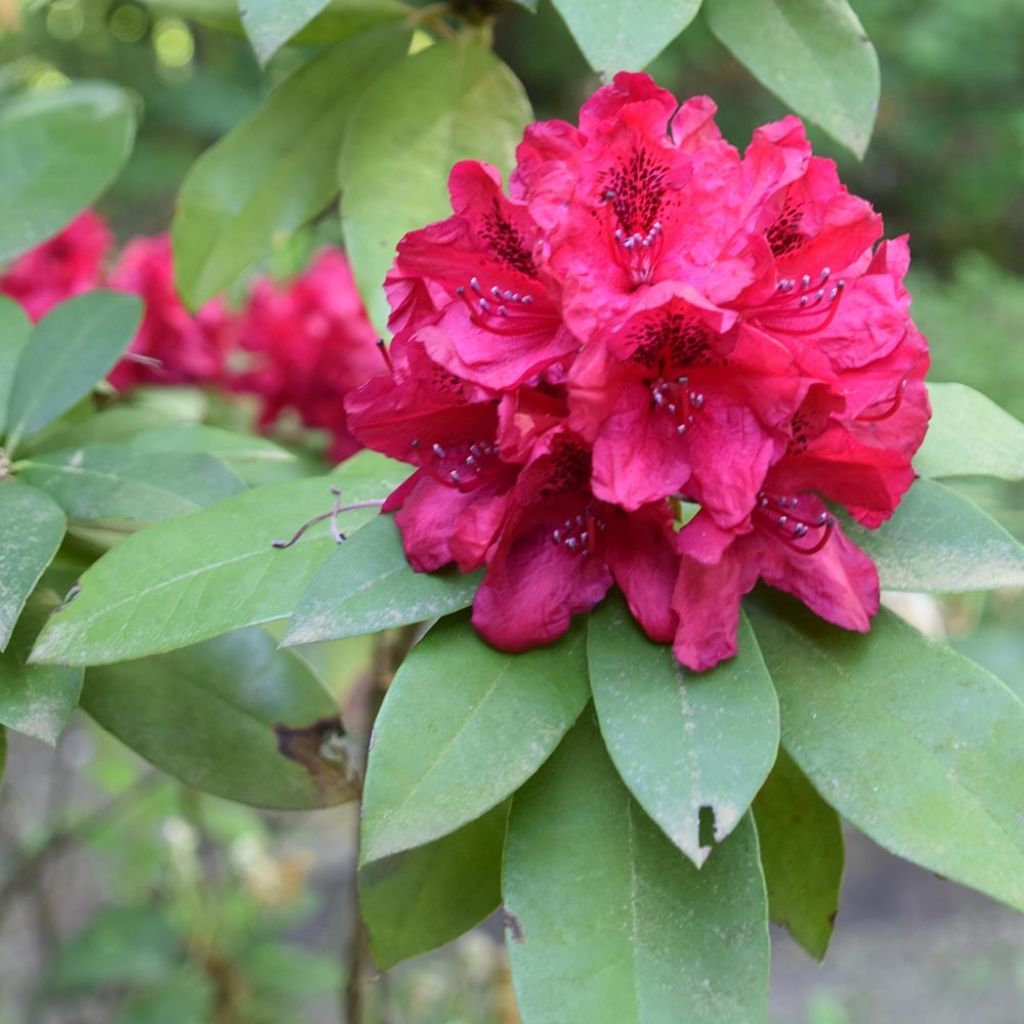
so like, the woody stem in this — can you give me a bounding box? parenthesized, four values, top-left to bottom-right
(342, 625, 420, 1024)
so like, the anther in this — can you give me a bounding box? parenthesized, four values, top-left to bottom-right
(375, 338, 393, 372)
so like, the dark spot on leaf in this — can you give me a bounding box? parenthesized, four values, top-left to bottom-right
(275, 716, 361, 803)
(827, 910, 837, 926)
(502, 908, 525, 943)
(698, 804, 717, 849)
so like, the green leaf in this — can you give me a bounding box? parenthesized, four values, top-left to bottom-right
(4, 292, 143, 452)
(338, 35, 532, 331)
(283, 514, 482, 646)
(360, 802, 507, 969)
(151, 0, 406, 44)
(1, 576, 83, 745)
(847, 478, 1024, 592)
(239, 0, 332, 62)
(238, 944, 341, 999)
(916, 383, 1024, 482)
(19, 444, 245, 526)
(22, 405, 182, 457)
(173, 25, 411, 307)
(0, 83, 136, 261)
(752, 747, 843, 960)
(704, 0, 879, 158)
(114, 967, 214, 1024)
(551, 0, 700, 73)
(361, 613, 589, 863)
(0, 296, 31, 437)
(503, 710, 770, 1024)
(29, 453, 405, 666)
(131, 424, 302, 486)
(82, 628, 357, 809)
(747, 596, 1024, 914)
(0, 483, 65, 651)
(41, 907, 181, 994)
(588, 592, 778, 866)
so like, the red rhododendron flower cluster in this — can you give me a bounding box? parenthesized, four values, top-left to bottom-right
(347, 73, 930, 671)
(0, 210, 112, 320)
(230, 249, 385, 463)
(1, 216, 381, 464)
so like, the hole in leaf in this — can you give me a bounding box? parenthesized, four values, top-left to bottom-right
(698, 804, 717, 850)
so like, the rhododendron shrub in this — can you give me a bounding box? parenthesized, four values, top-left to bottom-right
(5, 8, 1024, 1024)
(347, 73, 930, 671)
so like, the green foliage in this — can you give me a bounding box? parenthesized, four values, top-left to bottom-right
(239, 0, 333, 62)
(0, 574, 83, 745)
(360, 614, 589, 862)
(338, 33, 532, 330)
(588, 592, 778, 866)
(0, 483, 65, 650)
(503, 711, 770, 1024)
(0, 297, 31, 436)
(19, 444, 245, 526)
(913, 257, 1024, 419)
(703, 0, 879, 158)
(29, 454, 406, 665)
(752, 748, 844, 960)
(550, 0, 701, 74)
(130, 424, 304, 486)
(0, 82, 136, 260)
(42, 907, 184, 994)
(916, 383, 1024, 482)
(360, 802, 508, 968)
(82, 627, 357, 808)
(846, 479, 1024, 592)
(3, 291, 142, 453)
(748, 598, 1024, 915)
(173, 24, 411, 306)
(284, 514, 483, 645)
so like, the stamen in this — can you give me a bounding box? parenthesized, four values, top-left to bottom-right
(745, 270, 846, 335)
(455, 273, 558, 337)
(375, 338, 393, 373)
(650, 375, 704, 434)
(550, 505, 605, 558)
(753, 491, 834, 555)
(857, 379, 907, 422)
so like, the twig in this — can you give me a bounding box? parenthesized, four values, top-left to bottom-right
(342, 626, 419, 1024)
(0, 773, 162, 924)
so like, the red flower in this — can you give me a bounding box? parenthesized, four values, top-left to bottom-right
(231, 249, 383, 463)
(469, 431, 679, 651)
(348, 72, 932, 670)
(385, 161, 577, 390)
(568, 290, 808, 525)
(0, 210, 112, 320)
(106, 234, 236, 391)
(518, 73, 751, 342)
(672, 496, 880, 672)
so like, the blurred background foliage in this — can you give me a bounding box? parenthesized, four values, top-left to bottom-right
(1, 1, 1022, 1021)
